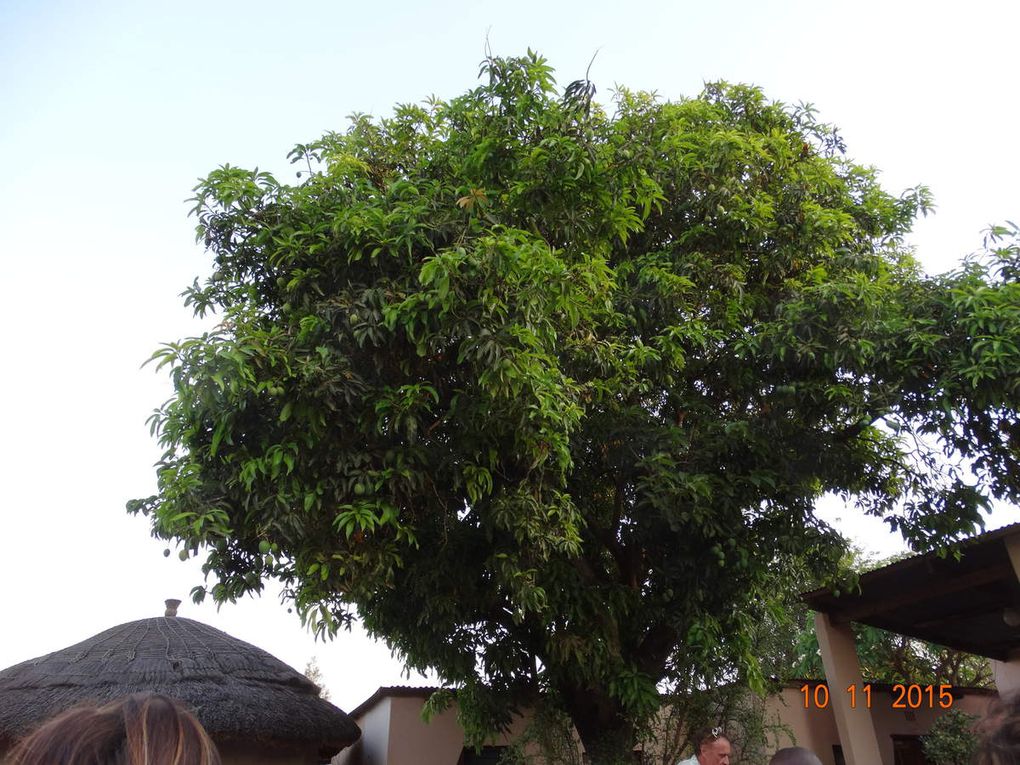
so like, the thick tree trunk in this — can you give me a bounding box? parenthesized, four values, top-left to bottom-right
(559, 682, 638, 765)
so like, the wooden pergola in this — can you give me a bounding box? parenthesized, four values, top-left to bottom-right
(802, 523, 1020, 765)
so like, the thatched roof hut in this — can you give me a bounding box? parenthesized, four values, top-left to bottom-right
(0, 600, 360, 764)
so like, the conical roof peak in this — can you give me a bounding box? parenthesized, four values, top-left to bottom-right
(0, 612, 359, 754)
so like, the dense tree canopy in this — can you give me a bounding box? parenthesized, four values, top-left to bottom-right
(130, 52, 1020, 762)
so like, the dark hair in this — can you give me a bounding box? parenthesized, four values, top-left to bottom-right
(9, 693, 221, 765)
(769, 747, 823, 765)
(975, 692, 1020, 765)
(692, 725, 729, 753)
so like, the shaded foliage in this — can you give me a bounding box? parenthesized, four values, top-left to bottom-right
(922, 709, 979, 765)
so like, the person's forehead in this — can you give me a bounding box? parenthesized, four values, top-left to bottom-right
(707, 737, 732, 752)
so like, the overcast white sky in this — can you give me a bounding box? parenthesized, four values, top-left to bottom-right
(1, 0, 1017, 713)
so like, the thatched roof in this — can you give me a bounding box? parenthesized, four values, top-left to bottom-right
(0, 609, 360, 756)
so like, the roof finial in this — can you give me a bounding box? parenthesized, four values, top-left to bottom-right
(164, 599, 181, 617)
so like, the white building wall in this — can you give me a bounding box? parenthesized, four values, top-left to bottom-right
(334, 697, 392, 765)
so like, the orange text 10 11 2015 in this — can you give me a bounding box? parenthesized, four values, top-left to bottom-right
(799, 684, 955, 710)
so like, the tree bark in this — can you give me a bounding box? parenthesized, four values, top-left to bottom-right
(559, 682, 638, 765)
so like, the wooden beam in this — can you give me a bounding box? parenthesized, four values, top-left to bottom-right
(913, 601, 1007, 630)
(832, 564, 1013, 622)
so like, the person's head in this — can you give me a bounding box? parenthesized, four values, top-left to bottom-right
(9, 693, 221, 765)
(975, 692, 1020, 765)
(692, 726, 731, 765)
(769, 746, 823, 765)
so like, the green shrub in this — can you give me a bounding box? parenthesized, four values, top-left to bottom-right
(922, 709, 978, 765)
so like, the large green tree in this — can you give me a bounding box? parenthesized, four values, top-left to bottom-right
(130, 52, 1020, 763)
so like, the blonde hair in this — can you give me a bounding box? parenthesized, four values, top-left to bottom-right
(9, 693, 221, 765)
